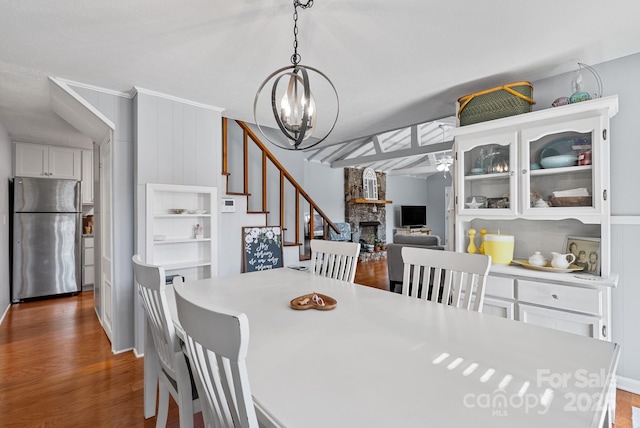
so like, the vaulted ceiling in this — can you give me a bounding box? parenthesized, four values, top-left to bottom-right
(1, 1, 639, 176)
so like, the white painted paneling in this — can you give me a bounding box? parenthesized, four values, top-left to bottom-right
(115, 96, 133, 143)
(134, 90, 222, 353)
(134, 94, 158, 184)
(0, 123, 12, 319)
(195, 107, 218, 186)
(171, 102, 184, 184)
(97, 92, 117, 127)
(157, 97, 173, 184)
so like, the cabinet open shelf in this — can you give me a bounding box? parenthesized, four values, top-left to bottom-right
(146, 183, 217, 281)
(529, 165, 591, 177)
(164, 260, 212, 270)
(154, 237, 211, 244)
(154, 214, 212, 218)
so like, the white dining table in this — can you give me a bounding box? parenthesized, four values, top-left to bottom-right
(161, 268, 619, 428)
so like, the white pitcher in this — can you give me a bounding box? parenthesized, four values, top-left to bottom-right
(551, 252, 575, 269)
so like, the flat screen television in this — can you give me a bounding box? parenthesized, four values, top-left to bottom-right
(400, 205, 426, 227)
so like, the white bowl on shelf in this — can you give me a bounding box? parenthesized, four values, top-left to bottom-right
(188, 209, 207, 214)
(540, 154, 578, 169)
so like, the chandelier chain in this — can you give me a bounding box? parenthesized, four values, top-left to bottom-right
(291, 0, 313, 65)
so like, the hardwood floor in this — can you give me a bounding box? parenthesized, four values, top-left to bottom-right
(0, 260, 635, 427)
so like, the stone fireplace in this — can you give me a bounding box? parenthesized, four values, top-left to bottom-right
(344, 168, 389, 246)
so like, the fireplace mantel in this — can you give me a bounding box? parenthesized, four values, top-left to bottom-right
(347, 197, 392, 204)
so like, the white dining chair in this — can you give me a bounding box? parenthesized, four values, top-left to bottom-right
(132, 255, 200, 428)
(174, 284, 259, 428)
(310, 239, 361, 283)
(401, 247, 491, 311)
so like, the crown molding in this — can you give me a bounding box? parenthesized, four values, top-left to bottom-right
(53, 77, 134, 99)
(133, 86, 225, 112)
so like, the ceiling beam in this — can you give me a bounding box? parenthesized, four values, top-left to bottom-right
(331, 140, 453, 168)
(320, 140, 366, 163)
(372, 135, 384, 154)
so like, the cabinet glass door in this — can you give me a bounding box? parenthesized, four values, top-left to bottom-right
(521, 116, 602, 216)
(456, 132, 517, 216)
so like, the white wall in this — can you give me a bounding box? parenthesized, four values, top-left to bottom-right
(386, 175, 428, 241)
(0, 123, 12, 322)
(303, 161, 345, 222)
(532, 53, 640, 384)
(70, 85, 136, 353)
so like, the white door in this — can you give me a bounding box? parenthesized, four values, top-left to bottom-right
(100, 137, 114, 342)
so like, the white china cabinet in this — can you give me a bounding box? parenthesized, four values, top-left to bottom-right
(451, 95, 618, 340)
(145, 183, 217, 281)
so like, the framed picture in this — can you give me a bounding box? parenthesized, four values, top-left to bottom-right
(564, 236, 600, 275)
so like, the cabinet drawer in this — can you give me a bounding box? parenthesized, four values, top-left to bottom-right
(485, 276, 515, 299)
(84, 237, 94, 248)
(517, 280, 602, 316)
(83, 265, 95, 286)
(83, 247, 94, 266)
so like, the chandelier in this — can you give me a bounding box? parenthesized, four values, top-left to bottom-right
(253, 0, 339, 150)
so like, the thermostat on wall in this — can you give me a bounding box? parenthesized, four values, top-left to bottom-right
(221, 198, 236, 212)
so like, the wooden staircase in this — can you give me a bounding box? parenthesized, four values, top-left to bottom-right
(222, 118, 339, 260)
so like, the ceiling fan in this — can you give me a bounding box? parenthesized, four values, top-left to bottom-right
(436, 155, 453, 175)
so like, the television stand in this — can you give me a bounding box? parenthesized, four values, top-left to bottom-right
(395, 227, 432, 235)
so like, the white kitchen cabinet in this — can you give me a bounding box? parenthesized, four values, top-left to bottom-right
(15, 142, 82, 180)
(146, 183, 217, 281)
(481, 276, 516, 320)
(452, 96, 619, 341)
(517, 303, 604, 339)
(482, 296, 515, 320)
(82, 235, 95, 289)
(81, 149, 93, 204)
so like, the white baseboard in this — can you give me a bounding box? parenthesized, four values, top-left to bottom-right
(617, 375, 640, 395)
(0, 304, 9, 326)
(133, 347, 144, 358)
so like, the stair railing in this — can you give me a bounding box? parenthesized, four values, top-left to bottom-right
(222, 118, 339, 248)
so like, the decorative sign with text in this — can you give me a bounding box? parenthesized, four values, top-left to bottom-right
(242, 226, 284, 273)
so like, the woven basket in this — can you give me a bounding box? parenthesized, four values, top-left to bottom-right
(457, 82, 535, 126)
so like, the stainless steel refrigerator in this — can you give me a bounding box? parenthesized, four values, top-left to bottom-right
(12, 177, 82, 302)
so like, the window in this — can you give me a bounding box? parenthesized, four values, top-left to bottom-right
(363, 167, 378, 200)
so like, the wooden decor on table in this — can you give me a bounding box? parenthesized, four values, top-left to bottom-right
(290, 293, 337, 311)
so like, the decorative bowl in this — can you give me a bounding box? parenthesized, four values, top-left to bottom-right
(540, 154, 578, 169)
(171, 208, 187, 214)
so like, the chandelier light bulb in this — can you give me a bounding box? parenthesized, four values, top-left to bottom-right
(253, 0, 338, 150)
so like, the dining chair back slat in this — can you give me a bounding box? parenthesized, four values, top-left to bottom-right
(132, 255, 199, 428)
(401, 247, 491, 311)
(175, 284, 259, 428)
(310, 240, 361, 283)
